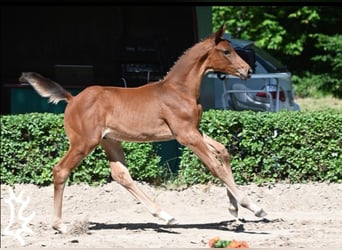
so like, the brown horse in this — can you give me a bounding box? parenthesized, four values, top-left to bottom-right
(19, 25, 266, 233)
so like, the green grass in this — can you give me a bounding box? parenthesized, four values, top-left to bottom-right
(296, 96, 342, 111)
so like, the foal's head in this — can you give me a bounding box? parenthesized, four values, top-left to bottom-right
(207, 25, 252, 80)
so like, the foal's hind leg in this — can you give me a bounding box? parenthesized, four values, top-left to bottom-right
(100, 139, 176, 224)
(53, 144, 95, 233)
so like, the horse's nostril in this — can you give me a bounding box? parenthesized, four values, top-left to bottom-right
(237, 68, 252, 80)
(239, 73, 248, 80)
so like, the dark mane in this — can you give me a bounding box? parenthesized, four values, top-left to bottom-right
(163, 37, 213, 81)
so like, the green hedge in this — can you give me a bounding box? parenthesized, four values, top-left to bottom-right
(178, 110, 342, 185)
(0, 113, 163, 186)
(1, 111, 341, 186)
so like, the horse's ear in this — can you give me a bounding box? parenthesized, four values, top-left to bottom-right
(214, 24, 226, 44)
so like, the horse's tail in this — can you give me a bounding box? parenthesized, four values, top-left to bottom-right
(19, 72, 73, 104)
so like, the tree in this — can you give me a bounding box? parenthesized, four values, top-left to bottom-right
(212, 6, 342, 98)
(293, 33, 342, 97)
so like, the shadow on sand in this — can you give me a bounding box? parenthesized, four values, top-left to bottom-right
(88, 218, 281, 235)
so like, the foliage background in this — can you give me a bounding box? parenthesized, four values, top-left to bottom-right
(212, 6, 342, 98)
(0, 113, 163, 186)
(178, 109, 342, 185)
(1, 112, 341, 186)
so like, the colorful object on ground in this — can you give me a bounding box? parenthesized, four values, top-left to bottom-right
(208, 237, 249, 248)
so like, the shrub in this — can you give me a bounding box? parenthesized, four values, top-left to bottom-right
(0, 113, 163, 186)
(177, 110, 342, 185)
(1, 113, 67, 185)
(1, 111, 341, 186)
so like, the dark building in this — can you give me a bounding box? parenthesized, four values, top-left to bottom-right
(1, 6, 211, 114)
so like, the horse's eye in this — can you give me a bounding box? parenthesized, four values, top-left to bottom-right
(223, 50, 231, 56)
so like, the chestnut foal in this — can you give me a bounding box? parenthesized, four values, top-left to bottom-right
(19, 25, 266, 233)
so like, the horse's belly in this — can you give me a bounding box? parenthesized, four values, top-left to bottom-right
(101, 125, 174, 142)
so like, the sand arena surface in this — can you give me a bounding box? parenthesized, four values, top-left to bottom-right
(1, 182, 341, 248)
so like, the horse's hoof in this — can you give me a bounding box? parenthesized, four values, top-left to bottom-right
(228, 206, 238, 218)
(52, 223, 68, 234)
(166, 218, 178, 225)
(255, 208, 267, 217)
(158, 210, 176, 225)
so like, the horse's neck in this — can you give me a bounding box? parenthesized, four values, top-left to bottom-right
(162, 40, 212, 100)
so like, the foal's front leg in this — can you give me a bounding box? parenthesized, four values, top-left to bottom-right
(202, 134, 239, 216)
(178, 131, 266, 218)
(202, 133, 266, 217)
(101, 139, 176, 224)
(203, 133, 266, 217)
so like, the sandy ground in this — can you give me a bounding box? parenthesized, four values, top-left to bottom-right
(1, 181, 342, 248)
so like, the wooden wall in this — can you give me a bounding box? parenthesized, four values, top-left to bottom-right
(1, 6, 197, 113)
(1, 6, 196, 84)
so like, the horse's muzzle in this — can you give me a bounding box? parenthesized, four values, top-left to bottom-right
(239, 68, 252, 80)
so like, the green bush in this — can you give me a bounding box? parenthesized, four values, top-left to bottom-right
(1, 113, 67, 185)
(0, 113, 163, 186)
(1, 111, 341, 186)
(177, 110, 342, 185)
